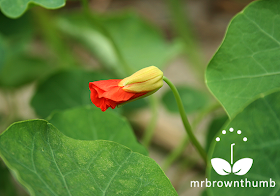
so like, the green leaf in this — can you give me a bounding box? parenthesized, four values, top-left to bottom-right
(57, 12, 178, 76)
(0, 0, 65, 18)
(31, 69, 111, 118)
(205, 0, 280, 118)
(207, 90, 280, 196)
(48, 106, 148, 155)
(0, 120, 178, 195)
(162, 86, 209, 114)
(0, 55, 56, 88)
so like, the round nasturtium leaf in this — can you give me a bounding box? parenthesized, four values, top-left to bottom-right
(208, 90, 280, 196)
(206, 0, 280, 119)
(0, 120, 178, 196)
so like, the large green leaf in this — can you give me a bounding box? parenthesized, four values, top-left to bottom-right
(31, 69, 110, 118)
(57, 12, 178, 76)
(207, 90, 280, 196)
(0, 120, 177, 195)
(162, 86, 209, 114)
(205, 0, 280, 118)
(0, 0, 65, 18)
(48, 106, 147, 155)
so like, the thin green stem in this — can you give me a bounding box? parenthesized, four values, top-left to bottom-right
(162, 102, 221, 171)
(142, 95, 158, 148)
(163, 76, 207, 164)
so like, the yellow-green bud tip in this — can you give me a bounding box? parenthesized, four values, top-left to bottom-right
(118, 66, 163, 93)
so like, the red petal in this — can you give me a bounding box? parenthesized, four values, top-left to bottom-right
(90, 86, 118, 111)
(90, 79, 122, 91)
(102, 86, 136, 102)
(89, 79, 146, 111)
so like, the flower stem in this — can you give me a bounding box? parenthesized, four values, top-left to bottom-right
(163, 76, 207, 164)
(142, 95, 158, 148)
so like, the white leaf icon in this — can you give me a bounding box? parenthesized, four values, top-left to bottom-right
(211, 158, 231, 175)
(232, 158, 253, 175)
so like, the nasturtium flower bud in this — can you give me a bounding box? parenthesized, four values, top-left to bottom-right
(118, 66, 163, 93)
(89, 66, 163, 111)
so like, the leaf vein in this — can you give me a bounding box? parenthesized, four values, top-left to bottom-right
(103, 151, 132, 195)
(47, 129, 73, 196)
(242, 13, 280, 46)
(31, 132, 58, 196)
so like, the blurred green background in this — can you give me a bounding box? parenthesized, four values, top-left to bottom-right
(0, 0, 253, 195)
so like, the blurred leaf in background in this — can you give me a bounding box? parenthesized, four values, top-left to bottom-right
(57, 11, 180, 77)
(0, 55, 56, 88)
(162, 86, 209, 114)
(48, 106, 148, 155)
(0, 35, 5, 71)
(100, 12, 179, 72)
(0, 12, 33, 46)
(121, 98, 148, 113)
(0, 12, 55, 88)
(0, 0, 65, 18)
(0, 161, 17, 196)
(31, 69, 111, 118)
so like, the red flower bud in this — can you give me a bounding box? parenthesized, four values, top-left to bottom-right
(89, 66, 163, 111)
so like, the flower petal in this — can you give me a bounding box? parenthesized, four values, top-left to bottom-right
(90, 79, 122, 91)
(102, 86, 136, 102)
(89, 77, 148, 111)
(90, 88, 118, 111)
